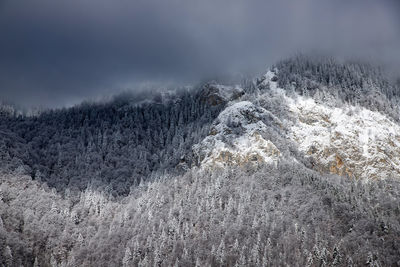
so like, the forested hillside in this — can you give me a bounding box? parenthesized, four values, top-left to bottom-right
(1, 56, 400, 266)
(274, 55, 400, 120)
(2, 163, 400, 266)
(0, 88, 225, 195)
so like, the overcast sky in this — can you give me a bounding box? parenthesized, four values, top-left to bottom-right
(1, 0, 400, 108)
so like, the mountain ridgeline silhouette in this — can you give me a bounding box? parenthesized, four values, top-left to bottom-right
(1, 56, 400, 266)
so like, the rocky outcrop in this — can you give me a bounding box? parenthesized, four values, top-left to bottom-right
(193, 101, 282, 167)
(194, 69, 400, 180)
(287, 87, 400, 180)
(199, 84, 244, 106)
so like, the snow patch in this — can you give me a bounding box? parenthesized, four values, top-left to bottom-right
(285, 90, 400, 179)
(194, 68, 400, 179)
(194, 101, 282, 167)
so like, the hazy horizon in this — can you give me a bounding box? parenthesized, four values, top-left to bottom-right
(1, 0, 400, 108)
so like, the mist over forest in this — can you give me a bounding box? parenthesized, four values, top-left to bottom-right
(1, 1, 400, 266)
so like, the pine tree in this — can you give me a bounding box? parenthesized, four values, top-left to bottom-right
(216, 239, 225, 265)
(33, 257, 40, 267)
(122, 247, 132, 267)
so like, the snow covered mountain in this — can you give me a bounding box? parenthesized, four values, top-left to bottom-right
(194, 67, 400, 182)
(193, 101, 282, 167)
(1, 56, 400, 266)
(287, 91, 400, 180)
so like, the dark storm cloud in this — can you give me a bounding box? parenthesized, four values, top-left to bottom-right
(1, 0, 400, 107)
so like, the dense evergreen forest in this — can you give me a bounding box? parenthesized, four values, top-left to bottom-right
(0, 88, 223, 196)
(1, 56, 400, 266)
(274, 55, 400, 121)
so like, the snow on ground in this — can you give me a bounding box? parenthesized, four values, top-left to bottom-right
(193, 101, 282, 167)
(264, 70, 400, 179)
(287, 95, 400, 179)
(194, 69, 400, 179)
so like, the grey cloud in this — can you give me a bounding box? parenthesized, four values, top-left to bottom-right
(0, 0, 399, 107)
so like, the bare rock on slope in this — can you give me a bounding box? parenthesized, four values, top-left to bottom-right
(193, 101, 282, 167)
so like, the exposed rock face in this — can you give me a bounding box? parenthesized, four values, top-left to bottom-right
(193, 101, 282, 167)
(288, 96, 400, 179)
(263, 70, 400, 180)
(194, 70, 400, 180)
(199, 84, 244, 106)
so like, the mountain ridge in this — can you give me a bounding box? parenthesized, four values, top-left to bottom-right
(1, 56, 400, 266)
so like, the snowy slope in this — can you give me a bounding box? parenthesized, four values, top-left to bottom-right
(194, 70, 400, 180)
(287, 95, 400, 179)
(193, 101, 282, 167)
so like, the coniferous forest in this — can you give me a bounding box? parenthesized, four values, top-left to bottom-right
(1, 57, 400, 266)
